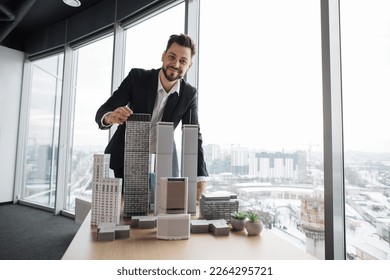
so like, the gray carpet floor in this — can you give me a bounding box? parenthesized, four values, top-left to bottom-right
(0, 203, 80, 260)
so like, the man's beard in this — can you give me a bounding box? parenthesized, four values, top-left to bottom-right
(162, 66, 183, 82)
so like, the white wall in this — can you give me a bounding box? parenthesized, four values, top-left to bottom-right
(0, 46, 24, 203)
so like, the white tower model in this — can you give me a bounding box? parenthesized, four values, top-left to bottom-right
(154, 121, 174, 215)
(181, 124, 198, 215)
(158, 177, 188, 214)
(92, 153, 111, 180)
(91, 154, 122, 226)
(123, 113, 151, 217)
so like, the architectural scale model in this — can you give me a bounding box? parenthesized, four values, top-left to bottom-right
(93, 153, 111, 179)
(154, 122, 174, 215)
(91, 154, 122, 226)
(199, 192, 239, 222)
(97, 222, 130, 241)
(156, 214, 191, 240)
(123, 114, 151, 217)
(158, 177, 188, 214)
(190, 219, 230, 236)
(181, 124, 198, 215)
(130, 215, 157, 229)
(75, 197, 91, 225)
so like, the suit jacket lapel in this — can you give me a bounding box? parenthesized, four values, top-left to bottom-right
(146, 69, 160, 115)
(162, 92, 180, 121)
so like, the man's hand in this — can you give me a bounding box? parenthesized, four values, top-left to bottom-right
(103, 106, 133, 125)
(197, 181, 207, 203)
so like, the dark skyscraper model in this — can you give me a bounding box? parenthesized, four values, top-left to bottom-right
(123, 114, 151, 217)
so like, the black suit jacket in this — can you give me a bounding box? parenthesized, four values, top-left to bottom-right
(95, 68, 208, 177)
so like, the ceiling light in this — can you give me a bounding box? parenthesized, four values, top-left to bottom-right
(63, 0, 81, 7)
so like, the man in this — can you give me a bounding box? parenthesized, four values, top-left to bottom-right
(95, 33, 208, 201)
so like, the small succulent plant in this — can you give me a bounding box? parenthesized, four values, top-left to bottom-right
(231, 211, 247, 220)
(247, 211, 259, 223)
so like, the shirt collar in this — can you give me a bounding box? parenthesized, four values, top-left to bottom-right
(158, 70, 181, 96)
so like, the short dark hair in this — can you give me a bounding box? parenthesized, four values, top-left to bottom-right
(166, 34, 196, 57)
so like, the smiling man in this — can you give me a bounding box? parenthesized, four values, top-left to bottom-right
(95, 33, 208, 203)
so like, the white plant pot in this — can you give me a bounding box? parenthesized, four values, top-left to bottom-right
(245, 221, 263, 236)
(230, 217, 246, 231)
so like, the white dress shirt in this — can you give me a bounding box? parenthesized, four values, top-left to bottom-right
(149, 71, 180, 153)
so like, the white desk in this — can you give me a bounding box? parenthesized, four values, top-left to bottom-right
(62, 212, 315, 260)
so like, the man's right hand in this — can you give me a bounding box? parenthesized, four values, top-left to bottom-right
(103, 106, 133, 125)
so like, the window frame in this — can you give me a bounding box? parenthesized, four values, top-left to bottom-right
(321, 0, 346, 260)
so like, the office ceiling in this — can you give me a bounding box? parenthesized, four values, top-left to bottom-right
(0, 0, 102, 44)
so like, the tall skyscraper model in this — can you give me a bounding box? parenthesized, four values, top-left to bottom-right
(154, 122, 174, 215)
(91, 154, 122, 226)
(123, 114, 151, 217)
(181, 124, 198, 214)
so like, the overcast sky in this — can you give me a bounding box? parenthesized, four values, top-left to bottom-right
(197, 0, 390, 154)
(66, 0, 390, 155)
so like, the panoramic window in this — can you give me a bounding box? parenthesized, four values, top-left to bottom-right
(65, 36, 114, 212)
(23, 53, 64, 207)
(340, 0, 390, 259)
(199, 0, 324, 258)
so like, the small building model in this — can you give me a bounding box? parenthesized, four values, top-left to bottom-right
(156, 214, 191, 240)
(199, 192, 239, 222)
(97, 223, 130, 241)
(130, 216, 157, 229)
(75, 197, 91, 225)
(158, 177, 188, 215)
(190, 219, 230, 236)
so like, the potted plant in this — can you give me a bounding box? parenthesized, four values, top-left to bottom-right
(230, 211, 247, 231)
(245, 211, 263, 236)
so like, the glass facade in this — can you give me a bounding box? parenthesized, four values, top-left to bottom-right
(65, 36, 114, 212)
(23, 53, 63, 207)
(198, 0, 324, 259)
(340, 0, 390, 260)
